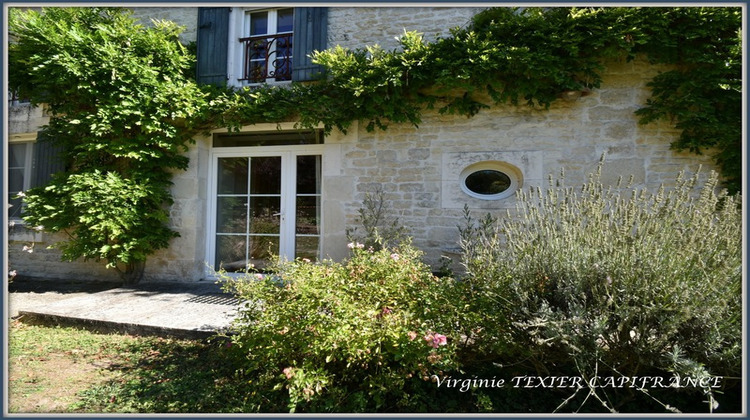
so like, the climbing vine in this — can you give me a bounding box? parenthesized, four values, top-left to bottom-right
(211, 6, 742, 193)
(9, 7, 208, 283)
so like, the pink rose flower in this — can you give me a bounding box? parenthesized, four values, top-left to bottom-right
(424, 332, 448, 348)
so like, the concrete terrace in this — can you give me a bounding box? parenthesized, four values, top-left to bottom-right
(7, 279, 240, 339)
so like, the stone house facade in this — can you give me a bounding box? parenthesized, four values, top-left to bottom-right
(7, 6, 716, 282)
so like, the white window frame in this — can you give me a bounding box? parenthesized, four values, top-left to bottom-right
(227, 7, 294, 88)
(205, 144, 324, 278)
(8, 140, 34, 220)
(459, 161, 522, 201)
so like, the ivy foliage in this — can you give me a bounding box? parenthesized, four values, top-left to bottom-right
(9, 7, 208, 283)
(213, 7, 741, 192)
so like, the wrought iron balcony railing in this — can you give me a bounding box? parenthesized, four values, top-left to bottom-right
(239, 32, 293, 83)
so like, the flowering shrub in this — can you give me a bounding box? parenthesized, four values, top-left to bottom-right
(459, 162, 742, 412)
(220, 241, 460, 412)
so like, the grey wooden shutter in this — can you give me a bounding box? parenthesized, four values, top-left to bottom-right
(292, 8, 328, 81)
(31, 130, 66, 188)
(196, 7, 230, 86)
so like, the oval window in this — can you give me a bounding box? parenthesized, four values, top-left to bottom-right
(464, 170, 512, 195)
(460, 161, 522, 200)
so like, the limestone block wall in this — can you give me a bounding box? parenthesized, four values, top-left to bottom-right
(7, 228, 119, 282)
(328, 7, 484, 50)
(128, 6, 484, 52)
(330, 56, 718, 269)
(6, 7, 722, 281)
(130, 7, 198, 44)
(8, 104, 48, 136)
(143, 135, 210, 281)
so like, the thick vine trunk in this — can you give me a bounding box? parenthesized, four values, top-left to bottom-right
(118, 260, 146, 285)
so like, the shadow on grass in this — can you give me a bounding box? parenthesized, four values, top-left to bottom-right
(69, 335, 744, 414)
(71, 336, 265, 413)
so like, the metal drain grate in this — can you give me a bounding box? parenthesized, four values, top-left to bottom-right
(185, 293, 239, 306)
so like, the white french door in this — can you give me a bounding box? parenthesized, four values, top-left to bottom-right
(208, 148, 322, 273)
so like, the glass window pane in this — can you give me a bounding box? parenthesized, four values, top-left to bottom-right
(295, 236, 319, 261)
(277, 9, 293, 33)
(248, 38, 268, 60)
(247, 60, 267, 83)
(274, 57, 291, 81)
(250, 157, 281, 194)
(214, 131, 322, 147)
(274, 34, 293, 81)
(249, 236, 279, 270)
(216, 197, 248, 234)
(218, 158, 248, 194)
(296, 196, 319, 235)
(9, 144, 26, 168)
(249, 196, 281, 234)
(465, 170, 512, 195)
(215, 235, 248, 272)
(8, 168, 25, 193)
(296, 155, 321, 194)
(250, 11, 268, 35)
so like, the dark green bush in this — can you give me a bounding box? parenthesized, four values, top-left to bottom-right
(459, 161, 742, 412)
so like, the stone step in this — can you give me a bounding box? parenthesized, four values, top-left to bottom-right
(9, 280, 239, 340)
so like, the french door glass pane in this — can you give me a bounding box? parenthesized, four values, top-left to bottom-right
(216, 197, 247, 233)
(250, 156, 281, 194)
(217, 158, 248, 194)
(249, 236, 279, 268)
(295, 236, 319, 261)
(215, 235, 248, 272)
(296, 155, 321, 194)
(296, 196, 319, 235)
(249, 196, 281, 234)
(295, 155, 321, 260)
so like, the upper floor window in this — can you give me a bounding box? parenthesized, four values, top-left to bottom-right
(196, 7, 328, 87)
(240, 8, 294, 83)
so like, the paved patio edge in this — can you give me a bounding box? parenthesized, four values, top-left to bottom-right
(17, 310, 233, 340)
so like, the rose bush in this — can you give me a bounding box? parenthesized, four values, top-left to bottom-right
(220, 240, 461, 412)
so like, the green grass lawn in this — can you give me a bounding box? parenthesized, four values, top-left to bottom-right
(8, 320, 253, 413)
(8, 319, 740, 414)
